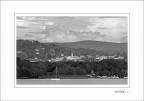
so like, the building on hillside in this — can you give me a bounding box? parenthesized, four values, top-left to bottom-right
(35, 49, 39, 51)
(36, 52, 40, 54)
(17, 50, 23, 53)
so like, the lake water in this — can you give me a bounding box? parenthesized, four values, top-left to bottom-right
(17, 78, 127, 85)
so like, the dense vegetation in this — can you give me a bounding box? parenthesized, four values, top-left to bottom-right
(17, 40, 127, 60)
(17, 57, 127, 79)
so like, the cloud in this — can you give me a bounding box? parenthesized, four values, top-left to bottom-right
(17, 26, 29, 29)
(21, 33, 46, 41)
(16, 16, 128, 43)
(41, 33, 77, 43)
(86, 17, 128, 42)
(120, 35, 127, 43)
(45, 21, 54, 25)
(17, 19, 28, 27)
(98, 16, 127, 19)
(17, 16, 25, 20)
(97, 27, 109, 29)
(54, 17, 74, 20)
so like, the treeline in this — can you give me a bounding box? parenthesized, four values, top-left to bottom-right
(17, 57, 127, 79)
(17, 39, 112, 60)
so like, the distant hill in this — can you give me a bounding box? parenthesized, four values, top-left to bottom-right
(55, 40, 127, 54)
(17, 40, 127, 60)
(17, 40, 108, 59)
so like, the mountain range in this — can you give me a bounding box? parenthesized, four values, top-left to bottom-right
(17, 39, 127, 60)
(55, 40, 127, 54)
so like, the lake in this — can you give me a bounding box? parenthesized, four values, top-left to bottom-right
(17, 78, 127, 85)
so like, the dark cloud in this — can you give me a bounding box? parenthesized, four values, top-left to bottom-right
(97, 27, 109, 29)
(21, 16, 49, 22)
(100, 34, 106, 38)
(28, 19, 48, 22)
(55, 17, 75, 20)
(17, 26, 29, 29)
(17, 16, 24, 20)
(98, 16, 127, 19)
(27, 31, 44, 34)
(23, 34, 34, 38)
(123, 32, 127, 35)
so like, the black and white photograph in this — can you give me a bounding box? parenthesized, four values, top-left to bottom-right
(16, 14, 128, 85)
(1, 0, 144, 101)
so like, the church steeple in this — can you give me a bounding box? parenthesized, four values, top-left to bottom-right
(71, 52, 73, 58)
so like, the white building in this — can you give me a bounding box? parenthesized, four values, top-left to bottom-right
(35, 49, 39, 51)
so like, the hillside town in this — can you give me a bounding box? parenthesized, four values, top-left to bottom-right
(17, 48, 125, 63)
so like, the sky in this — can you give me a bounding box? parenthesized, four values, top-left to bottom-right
(16, 16, 128, 43)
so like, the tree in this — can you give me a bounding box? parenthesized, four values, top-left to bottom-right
(22, 60, 31, 69)
(58, 67, 66, 75)
(17, 58, 31, 78)
(29, 64, 39, 78)
(107, 66, 114, 76)
(96, 65, 103, 73)
(118, 69, 127, 78)
(17, 57, 23, 68)
(95, 72, 100, 78)
(85, 63, 91, 73)
(67, 66, 76, 75)
(36, 63, 47, 76)
(102, 70, 110, 76)
(20, 66, 29, 77)
(75, 67, 87, 75)
(17, 66, 21, 78)
(112, 67, 119, 76)
(61, 67, 69, 75)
